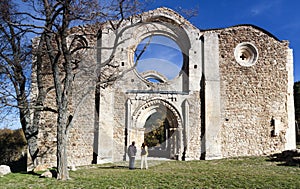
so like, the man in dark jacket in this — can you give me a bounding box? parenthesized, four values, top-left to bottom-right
(127, 141, 137, 169)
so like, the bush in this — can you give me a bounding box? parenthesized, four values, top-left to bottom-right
(0, 128, 27, 164)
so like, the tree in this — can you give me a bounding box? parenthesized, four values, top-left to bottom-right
(0, 0, 42, 167)
(23, 0, 145, 180)
(0, 0, 146, 180)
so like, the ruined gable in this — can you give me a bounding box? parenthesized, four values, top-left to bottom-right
(32, 7, 295, 167)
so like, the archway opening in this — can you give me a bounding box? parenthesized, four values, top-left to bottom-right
(143, 105, 179, 159)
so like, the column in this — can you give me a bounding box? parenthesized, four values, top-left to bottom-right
(183, 99, 190, 159)
(125, 98, 132, 160)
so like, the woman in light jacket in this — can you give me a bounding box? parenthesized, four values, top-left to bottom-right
(140, 142, 148, 169)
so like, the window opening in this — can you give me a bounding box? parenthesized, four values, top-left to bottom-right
(234, 42, 258, 67)
(134, 35, 183, 83)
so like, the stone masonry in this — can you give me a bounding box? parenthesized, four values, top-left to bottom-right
(31, 7, 296, 167)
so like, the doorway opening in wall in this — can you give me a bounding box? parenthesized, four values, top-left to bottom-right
(143, 106, 179, 159)
(134, 35, 183, 83)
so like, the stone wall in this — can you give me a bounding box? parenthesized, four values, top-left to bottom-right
(66, 25, 99, 166)
(185, 92, 202, 159)
(211, 25, 291, 157)
(113, 90, 127, 161)
(31, 24, 100, 167)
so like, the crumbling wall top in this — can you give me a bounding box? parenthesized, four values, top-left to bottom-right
(203, 24, 287, 43)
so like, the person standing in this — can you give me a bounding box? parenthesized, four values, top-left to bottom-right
(127, 141, 137, 170)
(140, 142, 148, 169)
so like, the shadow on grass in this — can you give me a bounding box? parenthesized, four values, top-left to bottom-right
(268, 149, 300, 167)
(24, 168, 58, 179)
(7, 155, 27, 173)
(98, 165, 128, 169)
(6, 155, 58, 178)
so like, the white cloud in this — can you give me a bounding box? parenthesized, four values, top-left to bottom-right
(249, 0, 282, 16)
(139, 35, 181, 51)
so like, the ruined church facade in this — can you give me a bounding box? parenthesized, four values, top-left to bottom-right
(33, 8, 296, 167)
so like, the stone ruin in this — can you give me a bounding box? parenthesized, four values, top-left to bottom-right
(31, 7, 296, 167)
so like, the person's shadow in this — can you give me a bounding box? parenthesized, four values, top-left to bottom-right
(97, 165, 128, 169)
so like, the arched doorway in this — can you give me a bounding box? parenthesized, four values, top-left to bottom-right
(132, 99, 183, 159)
(144, 106, 179, 158)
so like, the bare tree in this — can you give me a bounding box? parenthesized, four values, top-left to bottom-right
(23, 0, 145, 180)
(0, 0, 42, 166)
(28, 0, 100, 180)
(0, 0, 145, 180)
(1, 0, 195, 181)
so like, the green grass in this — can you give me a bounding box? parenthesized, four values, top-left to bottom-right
(1, 157, 299, 189)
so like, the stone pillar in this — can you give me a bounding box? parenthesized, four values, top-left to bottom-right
(178, 126, 183, 160)
(97, 89, 114, 163)
(203, 33, 222, 159)
(125, 99, 132, 160)
(285, 48, 296, 150)
(183, 99, 190, 159)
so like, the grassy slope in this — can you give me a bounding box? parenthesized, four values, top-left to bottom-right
(1, 157, 299, 189)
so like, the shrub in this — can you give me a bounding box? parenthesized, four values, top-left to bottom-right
(0, 128, 27, 164)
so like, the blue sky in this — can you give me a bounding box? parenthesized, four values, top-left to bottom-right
(135, 36, 183, 80)
(145, 0, 300, 82)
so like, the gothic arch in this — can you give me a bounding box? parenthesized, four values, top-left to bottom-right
(129, 98, 183, 159)
(132, 98, 182, 129)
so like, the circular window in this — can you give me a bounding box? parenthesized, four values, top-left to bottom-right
(134, 35, 183, 83)
(234, 42, 258, 67)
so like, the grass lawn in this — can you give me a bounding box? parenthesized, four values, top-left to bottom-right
(1, 156, 299, 189)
